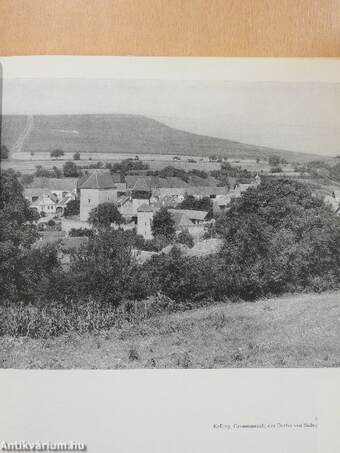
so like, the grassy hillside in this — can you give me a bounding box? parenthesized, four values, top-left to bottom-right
(2, 114, 322, 163)
(1, 291, 339, 369)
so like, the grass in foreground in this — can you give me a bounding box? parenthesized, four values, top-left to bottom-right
(1, 291, 339, 369)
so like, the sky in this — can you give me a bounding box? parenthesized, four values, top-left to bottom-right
(2, 77, 340, 156)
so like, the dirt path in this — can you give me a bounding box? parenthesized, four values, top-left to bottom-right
(11, 115, 34, 156)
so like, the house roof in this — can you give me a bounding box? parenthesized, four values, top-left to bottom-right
(22, 177, 78, 191)
(78, 171, 118, 189)
(31, 195, 56, 207)
(170, 212, 193, 228)
(186, 238, 223, 257)
(184, 186, 227, 197)
(213, 194, 231, 206)
(137, 203, 154, 212)
(169, 209, 208, 221)
(24, 187, 50, 198)
(132, 178, 152, 192)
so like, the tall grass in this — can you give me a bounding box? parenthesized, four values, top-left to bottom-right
(0, 294, 177, 339)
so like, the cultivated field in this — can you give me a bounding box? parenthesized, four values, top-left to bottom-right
(1, 153, 221, 173)
(1, 291, 339, 369)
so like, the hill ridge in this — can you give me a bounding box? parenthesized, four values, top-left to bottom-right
(2, 113, 323, 163)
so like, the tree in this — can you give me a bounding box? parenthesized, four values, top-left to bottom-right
(270, 166, 282, 173)
(73, 152, 80, 160)
(268, 155, 281, 167)
(142, 247, 216, 302)
(151, 207, 175, 239)
(88, 202, 123, 229)
(35, 165, 62, 178)
(0, 170, 42, 301)
(176, 229, 194, 248)
(63, 161, 82, 177)
(50, 149, 64, 159)
(21, 174, 34, 185)
(215, 178, 340, 299)
(60, 229, 138, 305)
(1, 145, 9, 160)
(63, 199, 80, 217)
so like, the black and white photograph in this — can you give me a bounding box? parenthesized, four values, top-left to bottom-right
(1, 57, 339, 370)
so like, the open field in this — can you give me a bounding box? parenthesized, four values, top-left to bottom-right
(1, 153, 221, 173)
(1, 291, 339, 369)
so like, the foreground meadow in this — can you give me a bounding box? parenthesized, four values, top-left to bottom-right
(1, 291, 339, 369)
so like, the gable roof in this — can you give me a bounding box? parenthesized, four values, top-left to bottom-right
(169, 209, 208, 221)
(137, 203, 155, 212)
(132, 178, 151, 192)
(170, 212, 193, 228)
(31, 195, 56, 207)
(22, 177, 78, 191)
(78, 171, 118, 189)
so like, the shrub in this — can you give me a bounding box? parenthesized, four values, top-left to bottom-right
(64, 199, 80, 217)
(176, 229, 194, 248)
(63, 161, 82, 177)
(69, 228, 94, 238)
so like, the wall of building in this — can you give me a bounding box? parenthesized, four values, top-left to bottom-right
(62, 218, 92, 234)
(132, 198, 149, 214)
(137, 211, 154, 239)
(80, 188, 117, 221)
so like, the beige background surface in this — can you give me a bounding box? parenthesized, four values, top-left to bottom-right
(0, 0, 339, 56)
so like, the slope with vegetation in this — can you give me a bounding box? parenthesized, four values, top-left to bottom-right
(1, 291, 339, 369)
(2, 114, 323, 162)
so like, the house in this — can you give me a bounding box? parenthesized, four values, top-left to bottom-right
(23, 177, 78, 203)
(124, 175, 229, 201)
(30, 195, 58, 216)
(78, 171, 127, 221)
(117, 178, 152, 220)
(213, 194, 231, 214)
(168, 209, 208, 225)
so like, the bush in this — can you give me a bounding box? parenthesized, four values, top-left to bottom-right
(176, 229, 194, 248)
(69, 228, 94, 238)
(270, 166, 282, 173)
(63, 161, 82, 177)
(142, 234, 170, 252)
(64, 199, 80, 217)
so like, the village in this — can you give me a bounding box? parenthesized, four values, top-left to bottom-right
(22, 161, 265, 262)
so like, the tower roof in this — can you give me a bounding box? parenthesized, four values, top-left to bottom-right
(78, 171, 118, 189)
